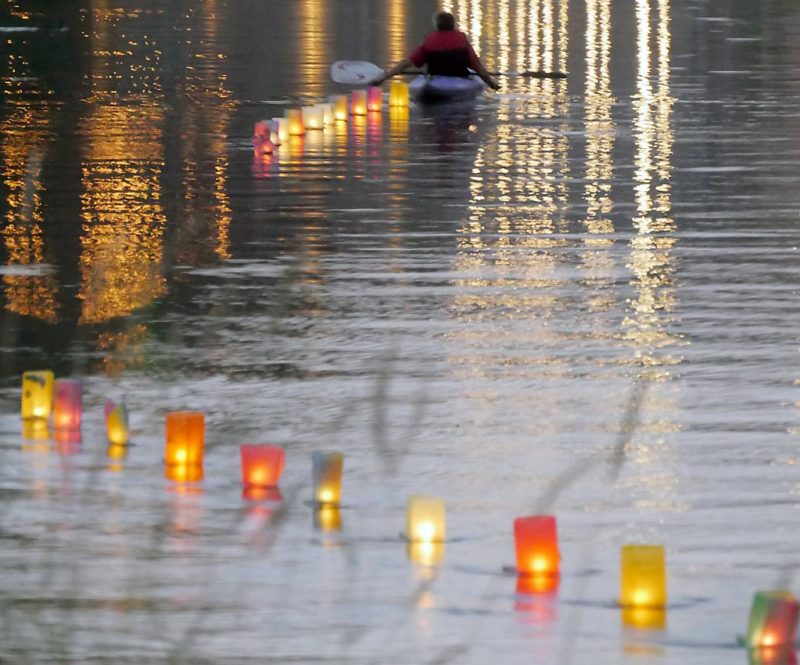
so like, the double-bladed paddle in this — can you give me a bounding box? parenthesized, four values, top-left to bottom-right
(330, 60, 567, 85)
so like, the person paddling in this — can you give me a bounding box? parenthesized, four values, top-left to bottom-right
(372, 11, 500, 91)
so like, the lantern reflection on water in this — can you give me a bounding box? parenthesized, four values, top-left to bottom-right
(406, 495, 446, 543)
(53, 379, 82, 432)
(240, 444, 285, 488)
(21, 370, 54, 420)
(407, 541, 444, 566)
(622, 607, 667, 631)
(620, 545, 667, 609)
(311, 452, 343, 506)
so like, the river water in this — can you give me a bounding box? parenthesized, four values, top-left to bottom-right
(1, 0, 800, 663)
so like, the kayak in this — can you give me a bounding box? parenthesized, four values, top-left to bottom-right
(408, 75, 485, 104)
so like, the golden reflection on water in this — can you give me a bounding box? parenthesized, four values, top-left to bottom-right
(1, 105, 59, 322)
(386, 0, 408, 64)
(79, 1, 166, 325)
(298, 0, 329, 98)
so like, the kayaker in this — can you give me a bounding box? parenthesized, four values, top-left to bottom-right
(372, 11, 500, 90)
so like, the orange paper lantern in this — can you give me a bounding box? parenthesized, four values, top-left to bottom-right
(350, 90, 367, 116)
(165, 411, 204, 468)
(53, 379, 82, 432)
(240, 444, 285, 488)
(286, 108, 305, 136)
(514, 515, 560, 577)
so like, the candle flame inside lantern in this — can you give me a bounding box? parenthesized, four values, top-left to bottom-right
(747, 590, 800, 650)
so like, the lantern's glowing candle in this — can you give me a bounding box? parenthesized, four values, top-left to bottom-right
(514, 515, 560, 577)
(406, 495, 446, 543)
(285, 108, 305, 136)
(366, 86, 383, 112)
(350, 90, 367, 116)
(302, 105, 324, 130)
(620, 545, 667, 608)
(53, 379, 82, 432)
(332, 95, 349, 121)
(240, 444, 285, 488)
(270, 117, 287, 145)
(165, 464, 204, 483)
(165, 411, 204, 468)
(21, 370, 54, 420)
(105, 399, 130, 445)
(407, 541, 445, 566)
(747, 591, 800, 649)
(311, 451, 343, 505)
(389, 80, 410, 107)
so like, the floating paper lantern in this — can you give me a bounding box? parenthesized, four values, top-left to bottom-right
(105, 399, 130, 445)
(165, 464, 204, 483)
(350, 90, 367, 116)
(21, 370, 54, 420)
(620, 544, 667, 608)
(332, 95, 349, 122)
(747, 591, 800, 650)
(53, 379, 82, 432)
(240, 444, 285, 488)
(165, 411, 204, 468)
(406, 494, 446, 543)
(311, 451, 343, 506)
(302, 105, 324, 130)
(407, 541, 445, 566)
(318, 103, 334, 127)
(389, 80, 409, 108)
(314, 504, 342, 532)
(253, 135, 274, 155)
(286, 108, 305, 136)
(366, 86, 382, 112)
(254, 120, 271, 141)
(514, 515, 560, 577)
(271, 117, 288, 144)
(622, 607, 666, 630)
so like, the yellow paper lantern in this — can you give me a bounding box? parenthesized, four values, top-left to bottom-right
(620, 545, 667, 609)
(312, 452, 343, 506)
(21, 370, 54, 420)
(165, 411, 204, 468)
(350, 90, 367, 116)
(105, 399, 130, 445)
(285, 108, 305, 136)
(302, 105, 324, 131)
(332, 95, 349, 122)
(389, 80, 409, 108)
(407, 541, 444, 566)
(406, 494, 446, 543)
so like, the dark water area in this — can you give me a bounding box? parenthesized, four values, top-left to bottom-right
(2, 0, 800, 662)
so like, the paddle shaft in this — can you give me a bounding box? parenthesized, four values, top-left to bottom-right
(396, 69, 567, 79)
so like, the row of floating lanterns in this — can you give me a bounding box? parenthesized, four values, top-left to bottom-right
(18, 370, 799, 658)
(253, 82, 410, 155)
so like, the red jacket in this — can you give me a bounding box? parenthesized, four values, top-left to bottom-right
(408, 30, 482, 77)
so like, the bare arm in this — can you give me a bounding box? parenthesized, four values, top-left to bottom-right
(372, 58, 414, 86)
(467, 44, 500, 90)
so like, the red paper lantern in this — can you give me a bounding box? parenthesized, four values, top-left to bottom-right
(53, 379, 82, 432)
(240, 444, 285, 488)
(514, 515, 560, 577)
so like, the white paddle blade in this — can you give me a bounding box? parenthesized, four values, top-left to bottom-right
(330, 60, 385, 85)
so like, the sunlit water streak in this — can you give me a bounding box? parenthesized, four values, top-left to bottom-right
(1, 0, 800, 662)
